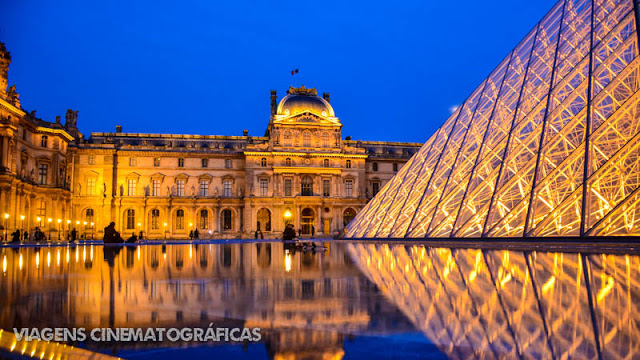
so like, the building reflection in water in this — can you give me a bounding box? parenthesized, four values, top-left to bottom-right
(347, 243, 640, 359)
(0, 243, 413, 359)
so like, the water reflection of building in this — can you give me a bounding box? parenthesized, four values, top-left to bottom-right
(0, 243, 413, 359)
(348, 243, 640, 359)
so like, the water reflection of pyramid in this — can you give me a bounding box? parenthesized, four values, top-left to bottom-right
(348, 244, 640, 359)
(347, 0, 640, 238)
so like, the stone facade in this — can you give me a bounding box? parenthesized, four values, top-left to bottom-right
(0, 42, 422, 239)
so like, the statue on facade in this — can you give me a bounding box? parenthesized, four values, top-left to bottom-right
(102, 183, 107, 197)
(191, 185, 195, 196)
(65, 109, 78, 128)
(76, 183, 82, 195)
(7, 84, 19, 107)
(213, 187, 219, 197)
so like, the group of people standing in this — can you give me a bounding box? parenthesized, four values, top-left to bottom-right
(5, 227, 82, 243)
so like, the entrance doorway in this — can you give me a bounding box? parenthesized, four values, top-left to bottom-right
(301, 208, 315, 235)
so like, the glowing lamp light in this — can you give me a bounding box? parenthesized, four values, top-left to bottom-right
(47, 218, 52, 223)
(3, 213, 8, 219)
(66, 220, 71, 224)
(189, 222, 193, 227)
(163, 222, 167, 227)
(36, 217, 41, 222)
(137, 222, 141, 227)
(57, 219, 61, 224)
(76, 221, 80, 225)
(91, 222, 95, 226)
(284, 210, 292, 219)
(20, 215, 25, 220)
(83, 221, 87, 225)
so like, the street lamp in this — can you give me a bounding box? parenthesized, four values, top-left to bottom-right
(57, 219, 62, 241)
(83, 221, 87, 240)
(20, 215, 25, 240)
(67, 220, 71, 240)
(3, 213, 8, 241)
(47, 218, 52, 241)
(91, 222, 95, 240)
(163, 222, 167, 240)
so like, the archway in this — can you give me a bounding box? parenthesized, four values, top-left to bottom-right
(257, 208, 271, 231)
(301, 208, 315, 235)
(343, 208, 356, 227)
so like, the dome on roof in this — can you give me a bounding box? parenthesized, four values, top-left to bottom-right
(276, 86, 335, 117)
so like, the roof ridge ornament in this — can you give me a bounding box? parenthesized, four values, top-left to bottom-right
(287, 85, 317, 96)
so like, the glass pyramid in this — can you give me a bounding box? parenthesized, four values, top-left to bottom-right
(347, 0, 640, 238)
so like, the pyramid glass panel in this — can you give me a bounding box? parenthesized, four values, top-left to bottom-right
(345, 0, 640, 238)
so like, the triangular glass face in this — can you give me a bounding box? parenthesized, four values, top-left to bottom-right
(346, 0, 640, 238)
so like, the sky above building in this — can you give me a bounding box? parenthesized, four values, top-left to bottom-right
(2, 0, 556, 143)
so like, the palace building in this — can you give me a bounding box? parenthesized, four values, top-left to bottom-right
(0, 42, 421, 239)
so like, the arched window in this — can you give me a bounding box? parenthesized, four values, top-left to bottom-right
(126, 209, 135, 230)
(199, 209, 209, 229)
(302, 131, 311, 147)
(301, 176, 313, 196)
(285, 158, 292, 166)
(283, 131, 292, 146)
(346, 160, 351, 169)
(321, 132, 330, 148)
(323, 159, 329, 167)
(261, 158, 267, 167)
(41, 136, 48, 148)
(222, 210, 232, 230)
(85, 209, 94, 224)
(257, 208, 271, 232)
(343, 208, 356, 226)
(175, 209, 184, 230)
(151, 209, 160, 229)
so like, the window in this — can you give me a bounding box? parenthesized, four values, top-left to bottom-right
(302, 131, 311, 147)
(323, 159, 329, 167)
(301, 176, 313, 196)
(284, 178, 292, 196)
(151, 209, 160, 229)
(178, 158, 184, 167)
(197, 209, 208, 229)
(321, 132, 330, 148)
(201, 158, 208, 168)
(393, 163, 398, 172)
(323, 180, 330, 197)
(283, 131, 292, 146)
(41, 136, 48, 148)
(223, 180, 232, 197)
(200, 180, 209, 197)
(222, 210, 232, 230)
(176, 180, 185, 196)
(22, 129, 27, 141)
(261, 158, 267, 167)
(87, 178, 96, 195)
(127, 179, 137, 196)
(285, 158, 292, 166)
(38, 164, 48, 185)
(260, 179, 268, 196)
(129, 157, 136, 166)
(37, 200, 46, 218)
(175, 210, 184, 230)
(126, 209, 135, 230)
(152, 179, 160, 196)
(346, 160, 351, 168)
(372, 162, 378, 172)
(225, 159, 232, 169)
(154, 158, 160, 167)
(85, 209, 94, 224)
(372, 182, 380, 196)
(345, 180, 353, 197)
(88, 155, 96, 165)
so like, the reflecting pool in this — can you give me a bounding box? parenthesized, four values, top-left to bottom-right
(0, 241, 639, 359)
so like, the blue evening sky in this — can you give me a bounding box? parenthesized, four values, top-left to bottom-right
(2, 0, 557, 143)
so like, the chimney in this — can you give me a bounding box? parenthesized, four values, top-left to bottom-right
(323, 92, 330, 103)
(270, 90, 277, 116)
(243, 129, 249, 136)
(116, 125, 122, 133)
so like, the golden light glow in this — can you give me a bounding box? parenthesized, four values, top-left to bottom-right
(285, 250, 292, 272)
(47, 218, 52, 223)
(57, 219, 61, 224)
(2, 255, 6, 273)
(76, 221, 80, 225)
(3, 213, 8, 219)
(18, 254, 22, 270)
(284, 210, 292, 219)
(66, 220, 70, 224)
(20, 215, 25, 220)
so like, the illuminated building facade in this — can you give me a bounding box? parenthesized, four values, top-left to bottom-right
(0, 43, 420, 239)
(347, 0, 640, 239)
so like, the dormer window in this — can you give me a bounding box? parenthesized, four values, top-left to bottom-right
(323, 159, 330, 167)
(41, 135, 48, 148)
(285, 158, 292, 166)
(261, 158, 267, 167)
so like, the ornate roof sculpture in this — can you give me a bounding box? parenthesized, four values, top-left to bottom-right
(346, 0, 640, 238)
(347, 243, 640, 359)
(274, 85, 338, 121)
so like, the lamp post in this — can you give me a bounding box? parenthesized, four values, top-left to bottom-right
(66, 220, 71, 240)
(163, 222, 167, 240)
(83, 221, 87, 240)
(57, 219, 62, 241)
(47, 218, 52, 241)
(20, 215, 25, 239)
(3, 213, 9, 242)
(91, 222, 95, 240)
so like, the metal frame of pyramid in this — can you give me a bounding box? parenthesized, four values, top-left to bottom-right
(347, 0, 640, 239)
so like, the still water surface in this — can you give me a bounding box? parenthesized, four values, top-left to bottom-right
(0, 241, 639, 359)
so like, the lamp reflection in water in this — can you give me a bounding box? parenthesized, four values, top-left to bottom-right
(347, 243, 640, 359)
